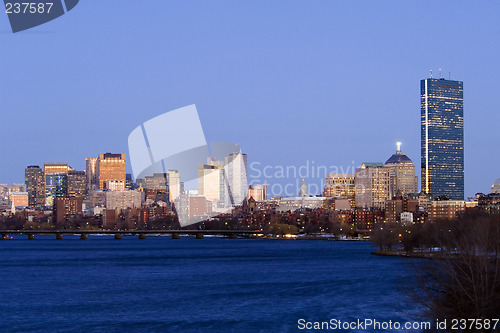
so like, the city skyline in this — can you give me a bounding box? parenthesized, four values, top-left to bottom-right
(1, 1, 500, 198)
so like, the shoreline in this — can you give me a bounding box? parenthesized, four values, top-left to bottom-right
(371, 248, 450, 259)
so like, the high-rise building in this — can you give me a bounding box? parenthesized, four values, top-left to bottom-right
(85, 157, 98, 191)
(323, 173, 355, 200)
(224, 152, 248, 206)
(421, 78, 464, 200)
(25, 165, 45, 207)
(167, 170, 180, 202)
(385, 142, 418, 197)
(96, 153, 126, 189)
(45, 173, 68, 206)
(198, 159, 225, 204)
(248, 184, 267, 201)
(67, 170, 86, 198)
(354, 163, 390, 209)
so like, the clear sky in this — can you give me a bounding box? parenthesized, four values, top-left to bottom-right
(1, 1, 499, 198)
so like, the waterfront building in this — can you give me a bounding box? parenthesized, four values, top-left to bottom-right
(354, 209, 375, 231)
(430, 200, 466, 221)
(354, 163, 390, 209)
(421, 78, 464, 199)
(96, 153, 126, 189)
(53, 196, 83, 224)
(67, 170, 86, 198)
(248, 184, 267, 201)
(25, 165, 45, 207)
(384, 142, 418, 197)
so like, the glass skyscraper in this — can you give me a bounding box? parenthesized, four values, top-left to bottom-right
(421, 78, 464, 200)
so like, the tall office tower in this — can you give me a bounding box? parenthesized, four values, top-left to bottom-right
(44, 162, 71, 176)
(385, 142, 418, 198)
(248, 184, 267, 201)
(323, 173, 355, 200)
(67, 170, 86, 198)
(45, 173, 68, 206)
(44, 163, 71, 206)
(198, 159, 225, 205)
(354, 163, 391, 209)
(96, 153, 126, 189)
(85, 157, 98, 191)
(224, 152, 248, 206)
(167, 170, 180, 202)
(421, 77, 464, 199)
(25, 165, 45, 207)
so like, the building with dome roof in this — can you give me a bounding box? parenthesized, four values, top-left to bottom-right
(491, 178, 500, 194)
(385, 142, 418, 198)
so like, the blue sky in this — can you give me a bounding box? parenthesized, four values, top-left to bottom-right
(1, 1, 499, 198)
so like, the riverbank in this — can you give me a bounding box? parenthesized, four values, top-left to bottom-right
(372, 248, 451, 259)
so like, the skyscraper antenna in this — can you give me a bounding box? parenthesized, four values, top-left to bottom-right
(449, 72, 451, 80)
(439, 68, 442, 78)
(430, 70, 433, 78)
(396, 141, 401, 152)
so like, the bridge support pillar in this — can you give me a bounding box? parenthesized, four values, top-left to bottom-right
(28, 234, 35, 240)
(172, 234, 180, 239)
(80, 234, 88, 240)
(56, 234, 63, 240)
(138, 234, 146, 240)
(114, 234, 122, 240)
(195, 233, 203, 239)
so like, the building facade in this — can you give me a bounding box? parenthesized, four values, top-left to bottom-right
(67, 170, 86, 198)
(323, 173, 355, 200)
(248, 184, 267, 201)
(385, 143, 418, 197)
(96, 153, 126, 189)
(85, 157, 98, 191)
(354, 163, 391, 209)
(225, 152, 248, 207)
(198, 161, 225, 204)
(421, 78, 464, 199)
(430, 200, 466, 220)
(25, 165, 45, 207)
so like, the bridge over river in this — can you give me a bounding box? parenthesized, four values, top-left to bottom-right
(0, 230, 261, 240)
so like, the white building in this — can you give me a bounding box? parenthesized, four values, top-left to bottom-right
(225, 152, 248, 207)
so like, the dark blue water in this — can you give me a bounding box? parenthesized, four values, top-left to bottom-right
(0, 237, 425, 332)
